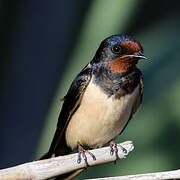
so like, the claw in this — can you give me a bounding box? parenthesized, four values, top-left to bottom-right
(119, 144, 127, 154)
(88, 151, 96, 161)
(110, 140, 127, 161)
(77, 152, 82, 164)
(77, 143, 96, 167)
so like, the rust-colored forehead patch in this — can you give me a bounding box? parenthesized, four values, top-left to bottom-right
(121, 41, 143, 54)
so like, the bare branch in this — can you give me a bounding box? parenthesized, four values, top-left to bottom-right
(88, 169, 180, 180)
(0, 141, 134, 180)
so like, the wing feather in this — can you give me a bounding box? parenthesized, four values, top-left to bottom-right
(47, 64, 92, 156)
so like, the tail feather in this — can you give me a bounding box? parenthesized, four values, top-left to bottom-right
(40, 150, 83, 180)
(54, 172, 75, 180)
(40, 129, 76, 179)
(39, 151, 52, 160)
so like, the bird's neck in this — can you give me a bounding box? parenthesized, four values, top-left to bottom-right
(92, 63, 141, 97)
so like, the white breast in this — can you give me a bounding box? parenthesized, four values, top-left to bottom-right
(65, 78, 140, 150)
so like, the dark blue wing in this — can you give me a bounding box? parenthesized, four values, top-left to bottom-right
(46, 64, 92, 157)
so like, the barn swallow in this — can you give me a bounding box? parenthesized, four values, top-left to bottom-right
(40, 34, 146, 179)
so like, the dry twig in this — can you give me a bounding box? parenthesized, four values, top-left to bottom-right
(0, 141, 134, 180)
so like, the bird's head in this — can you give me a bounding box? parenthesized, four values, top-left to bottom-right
(93, 34, 146, 74)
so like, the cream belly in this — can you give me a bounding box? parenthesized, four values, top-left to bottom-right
(65, 78, 139, 150)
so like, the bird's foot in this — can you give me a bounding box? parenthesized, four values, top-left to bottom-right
(77, 143, 96, 167)
(110, 140, 127, 162)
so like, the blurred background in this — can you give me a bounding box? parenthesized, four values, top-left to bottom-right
(1, 0, 180, 179)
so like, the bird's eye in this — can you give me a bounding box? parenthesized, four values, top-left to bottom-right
(112, 45, 122, 54)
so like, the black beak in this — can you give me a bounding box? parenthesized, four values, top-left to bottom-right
(122, 52, 147, 59)
(133, 52, 147, 59)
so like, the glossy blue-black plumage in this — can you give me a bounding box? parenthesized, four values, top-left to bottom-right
(92, 62, 142, 98)
(93, 34, 142, 64)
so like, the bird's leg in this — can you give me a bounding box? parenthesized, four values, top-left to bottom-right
(110, 140, 119, 161)
(77, 143, 96, 167)
(110, 140, 127, 161)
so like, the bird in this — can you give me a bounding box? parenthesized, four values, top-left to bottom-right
(40, 34, 146, 179)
